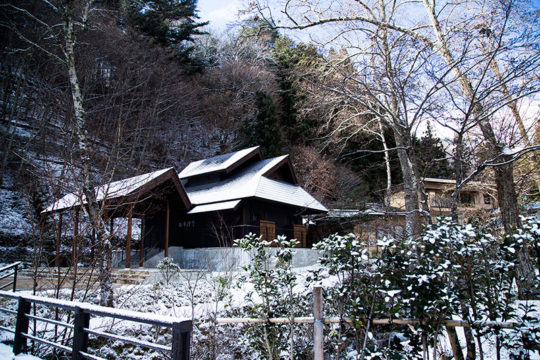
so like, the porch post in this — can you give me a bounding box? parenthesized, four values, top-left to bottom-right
(55, 213, 63, 267)
(91, 229, 95, 259)
(139, 216, 145, 267)
(165, 200, 170, 258)
(126, 211, 132, 268)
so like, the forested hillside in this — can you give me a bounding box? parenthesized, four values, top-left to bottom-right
(0, 1, 419, 239)
(0, 0, 538, 243)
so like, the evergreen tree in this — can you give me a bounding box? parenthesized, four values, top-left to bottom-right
(271, 36, 321, 143)
(413, 123, 453, 179)
(128, 0, 207, 70)
(236, 91, 283, 158)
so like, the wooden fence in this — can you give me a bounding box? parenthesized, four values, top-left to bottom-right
(0, 290, 192, 360)
(216, 286, 517, 360)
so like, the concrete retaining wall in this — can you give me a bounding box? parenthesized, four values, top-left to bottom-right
(141, 247, 322, 271)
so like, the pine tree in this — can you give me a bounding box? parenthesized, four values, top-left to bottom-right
(271, 36, 321, 143)
(414, 123, 453, 179)
(236, 91, 283, 158)
(128, 0, 207, 70)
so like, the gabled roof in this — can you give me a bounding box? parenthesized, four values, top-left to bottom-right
(179, 146, 261, 179)
(43, 168, 190, 214)
(183, 155, 327, 214)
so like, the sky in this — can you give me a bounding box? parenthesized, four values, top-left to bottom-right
(197, 0, 244, 32)
(197, 0, 540, 31)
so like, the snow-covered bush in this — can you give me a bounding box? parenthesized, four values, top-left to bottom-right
(309, 218, 540, 359)
(380, 217, 540, 359)
(310, 233, 410, 359)
(157, 257, 180, 285)
(234, 233, 308, 360)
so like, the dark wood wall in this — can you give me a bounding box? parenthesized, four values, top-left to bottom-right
(143, 198, 306, 249)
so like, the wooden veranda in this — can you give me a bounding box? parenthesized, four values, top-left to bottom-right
(42, 168, 190, 268)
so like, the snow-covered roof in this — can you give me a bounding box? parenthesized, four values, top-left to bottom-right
(423, 177, 457, 184)
(179, 146, 261, 179)
(318, 203, 407, 220)
(44, 148, 327, 215)
(187, 200, 242, 215)
(423, 177, 486, 187)
(43, 168, 187, 213)
(184, 155, 327, 214)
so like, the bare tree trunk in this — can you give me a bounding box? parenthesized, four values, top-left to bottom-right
(422, 0, 520, 230)
(373, 3, 425, 238)
(395, 137, 422, 238)
(64, 0, 113, 306)
(0, 60, 25, 187)
(378, 118, 392, 207)
(461, 306, 476, 360)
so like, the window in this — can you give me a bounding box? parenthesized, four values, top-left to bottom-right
(459, 193, 475, 207)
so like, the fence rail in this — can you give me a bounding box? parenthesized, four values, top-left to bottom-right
(216, 286, 517, 360)
(0, 262, 21, 292)
(0, 290, 192, 360)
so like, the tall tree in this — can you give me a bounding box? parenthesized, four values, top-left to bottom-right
(128, 0, 207, 70)
(253, 0, 539, 234)
(235, 90, 283, 158)
(413, 123, 453, 179)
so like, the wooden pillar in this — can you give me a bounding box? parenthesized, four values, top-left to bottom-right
(72, 209, 79, 266)
(55, 213, 63, 267)
(313, 286, 324, 360)
(139, 217, 145, 267)
(91, 229, 96, 259)
(126, 211, 132, 269)
(109, 218, 114, 236)
(165, 200, 170, 258)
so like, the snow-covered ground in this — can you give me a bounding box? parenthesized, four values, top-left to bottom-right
(1, 265, 538, 360)
(0, 343, 42, 360)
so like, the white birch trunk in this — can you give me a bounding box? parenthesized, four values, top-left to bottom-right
(64, 0, 114, 307)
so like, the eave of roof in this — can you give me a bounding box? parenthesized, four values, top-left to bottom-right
(187, 200, 242, 215)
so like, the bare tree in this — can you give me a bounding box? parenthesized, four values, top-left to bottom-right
(253, 0, 452, 236)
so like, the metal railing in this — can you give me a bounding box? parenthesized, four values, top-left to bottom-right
(0, 290, 192, 360)
(0, 262, 21, 292)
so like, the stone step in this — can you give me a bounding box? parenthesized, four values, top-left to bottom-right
(17, 267, 154, 285)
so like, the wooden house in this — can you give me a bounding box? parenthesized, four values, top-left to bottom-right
(389, 177, 497, 220)
(43, 146, 328, 267)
